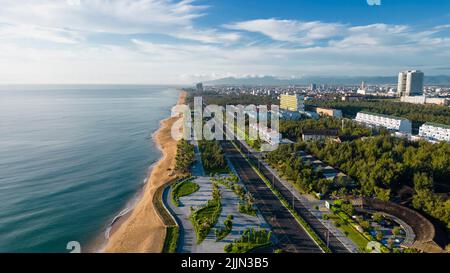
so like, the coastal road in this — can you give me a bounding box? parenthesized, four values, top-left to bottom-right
(221, 141, 323, 253)
(233, 140, 351, 253)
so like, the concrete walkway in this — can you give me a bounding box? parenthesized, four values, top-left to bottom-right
(167, 175, 268, 253)
(167, 141, 269, 253)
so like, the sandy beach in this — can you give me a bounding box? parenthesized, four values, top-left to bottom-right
(103, 90, 187, 253)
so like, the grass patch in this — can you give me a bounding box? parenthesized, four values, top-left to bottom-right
(162, 226, 179, 253)
(171, 180, 200, 207)
(327, 214, 369, 250)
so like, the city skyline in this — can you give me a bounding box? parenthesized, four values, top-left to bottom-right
(0, 0, 450, 84)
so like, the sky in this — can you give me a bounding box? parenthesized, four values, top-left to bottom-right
(0, 0, 449, 84)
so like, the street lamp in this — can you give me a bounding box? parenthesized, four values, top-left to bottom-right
(292, 185, 295, 208)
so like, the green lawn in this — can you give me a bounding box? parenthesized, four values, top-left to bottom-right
(328, 214, 370, 250)
(171, 180, 200, 207)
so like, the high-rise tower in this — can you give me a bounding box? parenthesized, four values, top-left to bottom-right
(397, 70, 424, 97)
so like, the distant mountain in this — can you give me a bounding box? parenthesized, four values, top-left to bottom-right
(205, 75, 450, 86)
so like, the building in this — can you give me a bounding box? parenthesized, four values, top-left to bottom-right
(357, 81, 367, 95)
(419, 122, 450, 142)
(355, 111, 412, 134)
(401, 96, 450, 106)
(196, 82, 204, 92)
(310, 83, 317, 91)
(401, 96, 449, 106)
(302, 129, 339, 142)
(425, 97, 450, 106)
(341, 94, 364, 102)
(250, 124, 281, 145)
(316, 107, 343, 118)
(273, 109, 303, 120)
(397, 70, 424, 97)
(280, 93, 304, 112)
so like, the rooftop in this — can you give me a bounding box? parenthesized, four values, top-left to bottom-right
(359, 111, 409, 121)
(423, 122, 450, 129)
(302, 129, 339, 136)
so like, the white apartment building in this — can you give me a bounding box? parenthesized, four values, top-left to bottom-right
(250, 124, 281, 145)
(355, 111, 412, 134)
(419, 122, 450, 142)
(397, 70, 424, 97)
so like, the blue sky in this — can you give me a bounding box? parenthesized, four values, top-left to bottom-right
(0, 0, 449, 84)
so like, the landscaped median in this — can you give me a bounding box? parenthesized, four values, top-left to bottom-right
(231, 141, 331, 253)
(190, 182, 222, 244)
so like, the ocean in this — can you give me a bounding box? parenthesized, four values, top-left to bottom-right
(0, 85, 180, 253)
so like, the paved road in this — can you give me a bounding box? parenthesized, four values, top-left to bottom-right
(221, 141, 323, 253)
(234, 140, 351, 253)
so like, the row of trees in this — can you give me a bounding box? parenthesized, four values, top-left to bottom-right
(175, 139, 195, 174)
(307, 99, 450, 130)
(198, 140, 228, 173)
(265, 144, 334, 195)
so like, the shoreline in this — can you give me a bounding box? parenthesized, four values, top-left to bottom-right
(101, 90, 186, 253)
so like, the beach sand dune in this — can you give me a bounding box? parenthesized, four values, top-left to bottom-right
(104, 91, 186, 253)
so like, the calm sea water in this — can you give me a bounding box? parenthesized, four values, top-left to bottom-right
(0, 85, 179, 252)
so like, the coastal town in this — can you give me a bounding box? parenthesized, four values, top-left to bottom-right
(151, 69, 450, 254)
(1, 2, 450, 271)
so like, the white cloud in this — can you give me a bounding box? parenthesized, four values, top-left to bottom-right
(226, 18, 345, 45)
(0, 23, 82, 44)
(0, 0, 239, 44)
(0, 2, 449, 84)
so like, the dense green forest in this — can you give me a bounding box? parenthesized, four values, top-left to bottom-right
(175, 139, 195, 174)
(265, 144, 333, 195)
(279, 117, 380, 141)
(198, 140, 228, 174)
(307, 99, 450, 129)
(304, 136, 450, 229)
(267, 136, 450, 229)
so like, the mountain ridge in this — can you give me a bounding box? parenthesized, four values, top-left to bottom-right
(204, 75, 450, 86)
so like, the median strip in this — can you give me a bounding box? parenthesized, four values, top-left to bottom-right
(231, 141, 331, 253)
